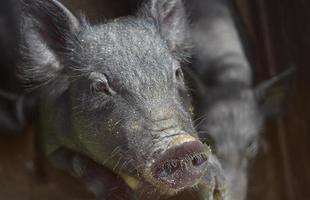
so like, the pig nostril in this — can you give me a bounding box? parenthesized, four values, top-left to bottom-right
(156, 160, 180, 178)
(192, 154, 208, 166)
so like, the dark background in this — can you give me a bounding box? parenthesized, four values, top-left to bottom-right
(0, 0, 309, 199)
(240, 0, 310, 199)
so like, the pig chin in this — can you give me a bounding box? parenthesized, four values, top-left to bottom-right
(140, 135, 211, 194)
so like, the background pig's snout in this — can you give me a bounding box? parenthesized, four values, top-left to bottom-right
(152, 141, 208, 189)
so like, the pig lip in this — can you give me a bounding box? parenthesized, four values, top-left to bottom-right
(151, 141, 209, 189)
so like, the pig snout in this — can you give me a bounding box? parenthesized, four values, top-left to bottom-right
(151, 140, 209, 189)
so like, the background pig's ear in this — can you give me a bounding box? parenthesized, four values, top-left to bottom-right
(20, 0, 80, 91)
(143, 0, 190, 55)
(255, 67, 295, 117)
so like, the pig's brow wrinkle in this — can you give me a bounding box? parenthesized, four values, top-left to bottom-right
(161, 133, 185, 139)
(141, 125, 178, 133)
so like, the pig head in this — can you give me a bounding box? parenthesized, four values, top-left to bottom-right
(20, 0, 226, 199)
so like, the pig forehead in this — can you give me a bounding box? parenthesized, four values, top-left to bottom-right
(80, 18, 175, 73)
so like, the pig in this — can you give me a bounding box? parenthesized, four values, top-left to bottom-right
(186, 0, 258, 199)
(20, 0, 226, 199)
(185, 0, 294, 199)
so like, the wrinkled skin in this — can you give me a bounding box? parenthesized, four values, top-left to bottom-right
(20, 0, 226, 199)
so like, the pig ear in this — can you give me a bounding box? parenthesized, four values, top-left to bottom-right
(255, 67, 295, 117)
(21, 0, 80, 89)
(143, 0, 190, 55)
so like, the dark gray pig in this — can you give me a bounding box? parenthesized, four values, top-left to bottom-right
(20, 0, 226, 199)
(186, 0, 259, 198)
(187, 0, 292, 200)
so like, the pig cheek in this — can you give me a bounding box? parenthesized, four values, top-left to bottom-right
(72, 113, 121, 165)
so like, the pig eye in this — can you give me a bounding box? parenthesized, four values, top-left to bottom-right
(89, 72, 116, 95)
(175, 68, 184, 82)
